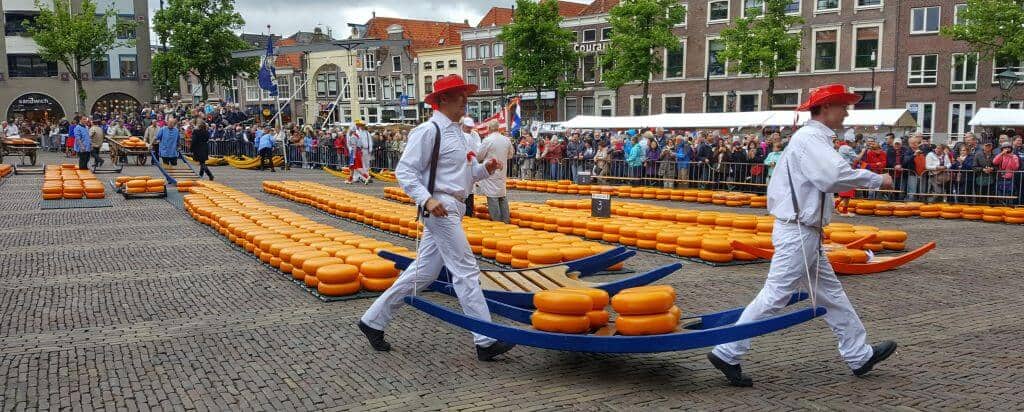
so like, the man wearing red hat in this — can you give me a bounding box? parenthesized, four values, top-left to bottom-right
(359, 75, 515, 361)
(708, 84, 895, 387)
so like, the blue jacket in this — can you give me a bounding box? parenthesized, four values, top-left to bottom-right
(73, 124, 90, 152)
(675, 144, 693, 168)
(258, 133, 275, 150)
(155, 126, 180, 158)
(626, 144, 645, 167)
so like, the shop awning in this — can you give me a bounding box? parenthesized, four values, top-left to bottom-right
(969, 108, 1024, 127)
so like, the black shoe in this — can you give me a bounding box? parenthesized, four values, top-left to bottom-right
(358, 321, 391, 352)
(853, 341, 897, 376)
(476, 341, 515, 361)
(707, 352, 753, 387)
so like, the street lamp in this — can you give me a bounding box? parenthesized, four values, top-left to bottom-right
(995, 69, 1020, 107)
(870, 50, 877, 92)
(726, 90, 737, 112)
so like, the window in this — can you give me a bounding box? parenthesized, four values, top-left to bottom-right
(449, 60, 458, 68)
(92, 55, 110, 79)
(908, 55, 938, 85)
(357, 77, 366, 99)
(582, 54, 597, 83)
(813, 29, 838, 71)
(479, 45, 491, 59)
(664, 95, 684, 113)
(7, 54, 58, 77)
(382, 77, 392, 100)
(363, 52, 376, 70)
(853, 89, 877, 109)
(631, 96, 648, 115)
(665, 43, 685, 78)
(993, 55, 1023, 84)
(906, 102, 935, 134)
(784, 0, 800, 14)
(424, 62, 432, 70)
(565, 98, 579, 120)
(392, 76, 403, 99)
(951, 53, 978, 91)
(464, 46, 476, 60)
(366, 77, 378, 99)
(583, 29, 597, 42)
(493, 43, 504, 58)
(582, 97, 596, 115)
(739, 93, 760, 111)
(779, 46, 799, 72)
(854, 26, 880, 69)
(707, 39, 725, 76)
(4, 12, 37, 36)
(857, 0, 881, 8)
(743, 0, 764, 17)
(276, 75, 290, 98)
(602, 27, 613, 40)
(676, 4, 688, 26)
(911, 7, 940, 34)
(116, 16, 136, 40)
(494, 67, 505, 88)
(342, 76, 351, 99)
(430, 61, 440, 71)
(709, 0, 729, 22)
(480, 68, 492, 91)
(316, 72, 337, 98)
(771, 91, 800, 109)
(816, 0, 838, 12)
(424, 76, 433, 94)
(466, 69, 478, 86)
(948, 102, 975, 137)
(468, 102, 480, 118)
(954, 4, 967, 25)
(405, 75, 415, 98)
(363, 107, 379, 124)
(706, 94, 725, 113)
(392, 56, 401, 72)
(599, 98, 614, 116)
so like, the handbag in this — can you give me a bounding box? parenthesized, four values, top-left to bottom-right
(932, 171, 950, 185)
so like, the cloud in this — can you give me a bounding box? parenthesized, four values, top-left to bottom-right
(148, 0, 588, 39)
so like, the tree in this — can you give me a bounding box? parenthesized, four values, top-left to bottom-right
(153, 0, 257, 101)
(27, 0, 135, 112)
(717, 0, 803, 110)
(151, 52, 187, 101)
(941, 0, 1024, 62)
(603, 0, 685, 115)
(499, 0, 581, 120)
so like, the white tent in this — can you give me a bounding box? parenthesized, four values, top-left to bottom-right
(651, 112, 777, 129)
(559, 115, 661, 129)
(843, 109, 918, 128)
(968, 108, 1024, 127)
(562, 109, 917, 131)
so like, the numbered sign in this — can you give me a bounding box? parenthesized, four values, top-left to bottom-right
(591, 193, 611, 218)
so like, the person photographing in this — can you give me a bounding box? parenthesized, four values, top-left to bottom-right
(708, 84, 896, 387)
(359, 75, 515, 361)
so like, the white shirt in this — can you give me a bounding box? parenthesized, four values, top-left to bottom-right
(5, 124, 19, 137)
(475, 131, 515, 197)
(397, 112, 491, 207)
(767, 120, 882, 227)
(925, 151, 949, 172)
(464, 130, 480, 153)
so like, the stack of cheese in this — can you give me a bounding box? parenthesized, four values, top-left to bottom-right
(42, 165, 104, 199)
(115, 176, 166, 194)
(611, 286, 681, 336)
(530, 288, 610, 334)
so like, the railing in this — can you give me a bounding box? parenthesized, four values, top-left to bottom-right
(200, 143, 1024, 206)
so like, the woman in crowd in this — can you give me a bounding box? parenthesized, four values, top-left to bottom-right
(657, 139, 676, 188)
(950, 145, 974, 203)
(191, 119, 214, 180)
(625, 135, 644, 186)
(973, 142, 997, 204)
(674, 136, 693, 189)
(925, 144, 951, 203)
(644, 139, 660, 186)
(593, 140, 610, 182)
(710, 145, 728, 190)
(763, 141, 784, 185)
(993, 142, 1021, 204)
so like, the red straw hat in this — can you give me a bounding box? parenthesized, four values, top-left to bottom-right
(424, 75, 479, 109)
(797, 84, 862, 111)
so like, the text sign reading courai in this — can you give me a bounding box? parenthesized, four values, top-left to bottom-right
(591, 193, 611, 218)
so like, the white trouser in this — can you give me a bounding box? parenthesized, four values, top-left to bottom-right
(361, 193, 497, 347)
(712, 221, 874, 369)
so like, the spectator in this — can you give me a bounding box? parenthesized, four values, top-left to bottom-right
(674, 136, 693, 188)
(191, 119, 214, 180)
(658, 139, 676, 188)
(644, 139, 660, 186)
(476, 120, 515, 223)
(544, 136, 563, 180)
(993, 142, 1020, 204)
(973, 142, 996, 203)
(302, 129, 314, 169)
(74, 118, 92, 169)
(565, 133, 584, 182)
(154, 117, 182, 166)
(88, 118, 105, 168)
(763, 141, 783, 183)
(925, 144, 951, 202)
(950, 146, 974, 203)
(904, 135, 925, 201)
(593, 140, 610, 180)
(626, 135, 644, 185)
(257, 125, 276, 172)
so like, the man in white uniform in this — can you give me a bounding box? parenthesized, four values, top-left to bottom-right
(346, 122, 371, 184)
(359, 75, 515, 361)
(476, 120, 514, 223)
(461, 117, 481, 217)
(354, 119, 373, 174)
(708, 84, 896, 387)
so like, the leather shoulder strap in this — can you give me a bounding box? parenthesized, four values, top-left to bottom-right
(426, 122, 441, 195)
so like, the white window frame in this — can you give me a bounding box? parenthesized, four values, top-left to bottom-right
(742, 0, 765, 18)
(363, 52, 376, 70)
(991, 55, 1024, 84)
(910, 7, 941, 34)
(907, 54, 939, 86)
(382, 77, 392, 101)
(478, 45, 491, 60)
(850, 87, 879, 109)
(480, 67, 492, 91)
(341, 76, 351, 100)
(564, 97, 578, 120)
(436, 61, 444, 71)
(392, 56, 401, 72)
(464, 46, 476, 60)
(771, 89, 802, 109)
(855, 0, 883, 11)
(662, 93, 686, 114)
(583, 29, 597, 43)
(905, 102, 935, 134)
(953, 4, 967, 25)
(990, 101, 1024, 109)
(951, 52, 978, 92)
(704, 92, 728, 113)
(494, 43, 504, 58)
(706, 36, 726, 78)
(851, 23, 883, 70)
(663, 38, 687, 79)
(582, 54, 598, 84)
(244, 79, 259, 102)
(812, 26, 841, 73)
(947, 101, 976, 137)
(630, 95, 651, 115)
(675, 3, 688, 27)
(784, 0, 801, 15)
(736, 90, 763, 112)
(814, 0, 840, 14)
(707, 0, 730, 24)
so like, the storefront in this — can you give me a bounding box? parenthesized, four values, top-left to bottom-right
(6, 93, 65, 123)
(91, 93, 142, 119)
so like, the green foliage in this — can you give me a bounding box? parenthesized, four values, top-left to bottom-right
(26, 0, 136, 109)
(603, 0, 686, 113)
(152, 52, 188, 101)
(717, 0, 803, 109)
(941, 0, 1024, 62)
(499, 0, 580, 116)
(153, 0, 257, 101)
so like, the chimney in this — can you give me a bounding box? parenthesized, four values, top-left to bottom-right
(464, 19, 469, 25)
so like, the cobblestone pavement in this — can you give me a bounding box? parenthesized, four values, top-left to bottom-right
(1, 152, 1021, 411)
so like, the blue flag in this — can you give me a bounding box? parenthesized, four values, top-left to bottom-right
(258, 36, 278, 97)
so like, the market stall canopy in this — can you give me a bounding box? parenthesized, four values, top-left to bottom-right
(562, 109, 916, 130)
(842, 109, 918, 128)
(968, 108, 1024, 127)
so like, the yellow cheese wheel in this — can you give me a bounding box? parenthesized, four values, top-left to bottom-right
(510, 244, 537, 259)
(291, 268, 307, 281)
(317, 264, 359, 284)
(359, 259, 400, 278)
(557, 287, 610, 309)
(827, 250, 852, 264)
(616, 312, 679, 336)
(361, 276, 397, 292)
(531, 311, 591, 334)
(289, 250, 328, 268)
(586, 310, 609, 328)
(701, 238, 732, 253)
(635, 239, 658, 250)
(844, 249, 870, 264)
(828, 231, 861, 244)
(611, 289, 674, 315)
(561, 247, 592, 262)
(317, 280, 361, 296)
(675, 246, 700, 257)
(527, 249, 562, 265)
(533, 290, 593, 315)
(881, 241, 905, 250)
(304, 274, 320, 288)
(126, 180, 148, 188)
(342, 253, 377, 269)
(301, 257, 345, 277)
(510, 258, 530, 268)
(699, 249, 733, 263)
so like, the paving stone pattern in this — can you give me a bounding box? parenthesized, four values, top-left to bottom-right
(0, 152, 1021, 410)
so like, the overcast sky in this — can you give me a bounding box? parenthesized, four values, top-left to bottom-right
(147, 0, 589, 40)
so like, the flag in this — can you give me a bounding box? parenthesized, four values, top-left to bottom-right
(510, 97, 521, 137)
(474, 110, 507, 133)
(258, 36, 279, 97)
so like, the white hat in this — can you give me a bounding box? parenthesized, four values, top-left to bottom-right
(461, 117, 475, 127)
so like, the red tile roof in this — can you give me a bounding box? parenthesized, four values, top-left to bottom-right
(273, 37, 302, 70)
(556, 1, 590, 17)
(364, 17, 471, 55)
(475, 2, 590, 28)
(579, 0, 619, 16)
